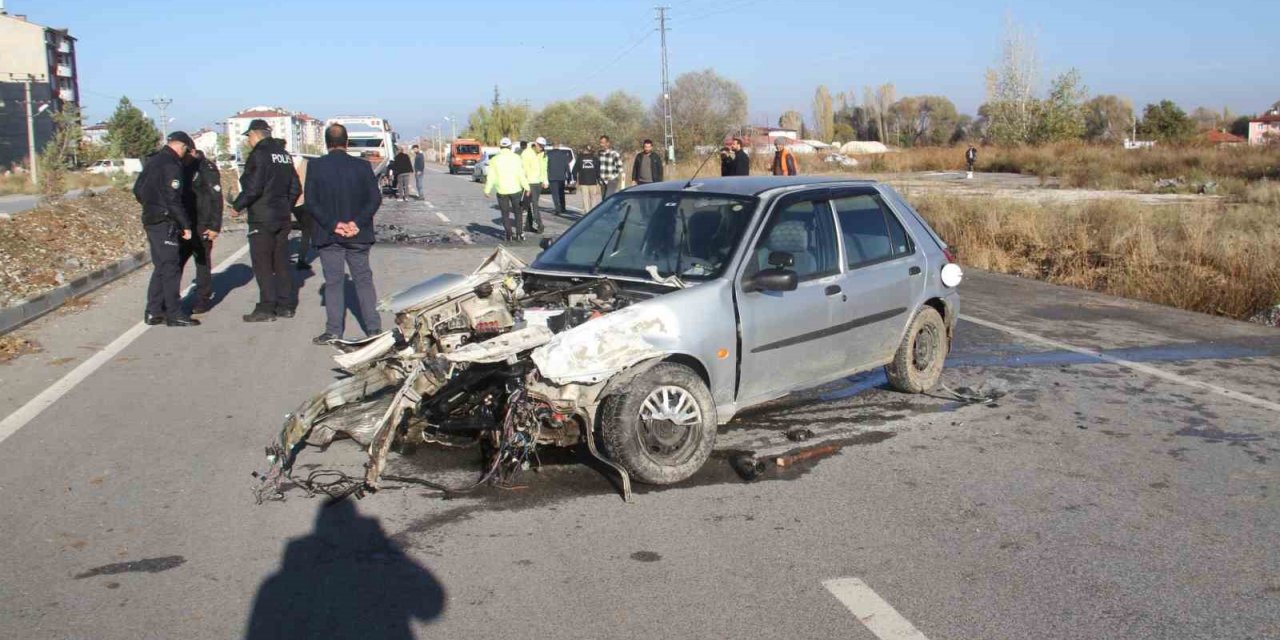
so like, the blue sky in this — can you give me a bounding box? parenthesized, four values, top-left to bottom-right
(25, 0, 1279, 139)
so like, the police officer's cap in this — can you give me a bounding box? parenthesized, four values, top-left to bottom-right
(242, 119, 272, 136)
(167, 131, 196, 148)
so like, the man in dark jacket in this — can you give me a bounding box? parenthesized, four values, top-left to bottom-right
(133, 131, 199, 327)
(545, 144, 573, 215)
(231, 119, 301, 322)
(574, 145, 600, 212)
(720, 138, 750, 176)
(179, 150, 223, 314)
(412, 144, 425, 198)
(390, 149, 413, 202)
(305, 123, 384, 345)
(965, 145, 977, 178)
(631, 139, 663, 186)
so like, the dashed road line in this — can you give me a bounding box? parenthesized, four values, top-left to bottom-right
(434, 211, 450, 223)
(0, 242, 253, 446)
(962, 314, 1280, 413)
(824, 578, 931, 640)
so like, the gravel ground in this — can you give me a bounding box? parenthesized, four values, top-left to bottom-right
(0, 188, 144, 308)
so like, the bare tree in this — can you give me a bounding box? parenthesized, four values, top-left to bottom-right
(984, 14, 1039, 144)
(875, 83, 896, 145)
(778, 110, 804, 132)
(659, 69, 748, 157)
(812, 85, 835, 142)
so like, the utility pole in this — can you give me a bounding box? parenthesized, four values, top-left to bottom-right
(149, 96, 172, 140)
(657, 6, 675, 163)
(6, 73, 45, 185)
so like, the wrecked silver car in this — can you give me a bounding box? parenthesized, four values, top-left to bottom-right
(256, 177, 961, 502)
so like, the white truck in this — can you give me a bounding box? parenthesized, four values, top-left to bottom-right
(324, 116, 398, 178)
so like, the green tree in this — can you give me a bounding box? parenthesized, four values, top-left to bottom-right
(1083, 94, 1134, 142)
(103, 97, 160, 158)
(660, 69, 748, 158)
(833, 121, 855, 142)
(812, 85, 835, 142)
(601, 91, 647, 147)
(891, 95, 960, 146)
(462, 86, 532, 145)
(1138, 100, 1195, 143)
(1033, 69, 1087, 143)
(38, 103, 84, 199)
(1228, 114, 1253, 138)
(526, 96, 614, 149)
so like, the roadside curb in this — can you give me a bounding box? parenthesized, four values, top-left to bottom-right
(0, 250, 151, 336)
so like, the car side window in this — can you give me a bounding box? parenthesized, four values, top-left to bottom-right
(832, 194, 914, 268)
(747, 198, 839, 281)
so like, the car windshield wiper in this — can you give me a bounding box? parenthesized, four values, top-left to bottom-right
(591, 202, 634, 274)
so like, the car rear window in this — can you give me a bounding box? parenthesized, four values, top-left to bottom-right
(832, 195, 913, 268)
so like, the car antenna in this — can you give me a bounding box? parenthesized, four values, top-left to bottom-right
(682, 127, 737, 189)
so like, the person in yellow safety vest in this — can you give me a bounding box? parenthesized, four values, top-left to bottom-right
(771, 138, 799, 176)
(521, 137, 550, 234)
(484, 138, 531, 242)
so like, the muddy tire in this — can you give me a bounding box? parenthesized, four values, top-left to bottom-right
(885, 307, 948, 393)
(599, 363, 717, 485)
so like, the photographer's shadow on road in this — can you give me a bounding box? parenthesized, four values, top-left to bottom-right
(244, 500, 445, 639)
(183, 263, 253, 312)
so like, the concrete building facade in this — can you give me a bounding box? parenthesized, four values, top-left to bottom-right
(0, 9, 79, 170)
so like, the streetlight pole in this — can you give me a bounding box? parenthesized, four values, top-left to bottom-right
(6, 73, 45, 185)
(443, 115, 455, 141)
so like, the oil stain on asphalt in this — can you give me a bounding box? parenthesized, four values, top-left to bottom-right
(74, 555, 186, 579)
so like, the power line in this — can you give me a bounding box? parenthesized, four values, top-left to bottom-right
(570, 27, 656, 95)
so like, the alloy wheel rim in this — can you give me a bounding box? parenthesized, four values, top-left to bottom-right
(637, 386, 703, 465)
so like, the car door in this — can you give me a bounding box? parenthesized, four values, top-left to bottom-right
(735, 192, 846, 405)
(830, 188, 926, 371)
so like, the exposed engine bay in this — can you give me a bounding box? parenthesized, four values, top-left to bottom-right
(254, 248, 673, 503)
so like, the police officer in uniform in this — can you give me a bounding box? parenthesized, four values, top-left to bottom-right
(133, 131, 200, 327)
(230, 119, 300, 322)
(180, 149, 223, 314)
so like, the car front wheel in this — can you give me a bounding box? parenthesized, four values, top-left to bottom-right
(885, 306, 947, 393)
(599, 363, 717, 485)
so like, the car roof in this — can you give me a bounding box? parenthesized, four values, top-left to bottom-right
(625, 175, 881, 197)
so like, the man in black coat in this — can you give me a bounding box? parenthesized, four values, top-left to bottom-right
(720, 138, 750, 176)
(631, 139, 663, 186)
(133, 131, 199, 327)
(390, 149, 413, 202)
(545, 144, 573, 215)
(180, 149, 223, 314)
(305, 123, 384, 345)
(231, 119, 301, 322)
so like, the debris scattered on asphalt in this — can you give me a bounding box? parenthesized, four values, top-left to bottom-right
(0, 334, 40, 363)
(1248, 304, 1280, 328)
(785, 427, 815, 442)
(0, 189, 144, 309)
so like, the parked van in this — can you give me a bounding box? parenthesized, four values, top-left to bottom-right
(447, 138, 483, 174)
(86, 158, 142, 175)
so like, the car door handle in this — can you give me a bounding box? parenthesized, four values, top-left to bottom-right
(909, 266, 922, 276)
(825, 285, 842, 296)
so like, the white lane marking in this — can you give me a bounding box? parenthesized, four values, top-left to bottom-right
(824, 578, 931, 640)
(434, 211, 450, 223)
(962, 314, 1280, 413)
(0, 242, 252, 446)
(424, 201, 436, 208)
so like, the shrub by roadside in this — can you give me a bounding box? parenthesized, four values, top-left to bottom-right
(903, 191, 1280, 321)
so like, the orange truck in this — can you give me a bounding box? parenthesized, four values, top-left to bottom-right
(447, 138, 484, 174)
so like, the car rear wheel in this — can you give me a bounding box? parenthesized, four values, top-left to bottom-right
(885, 307, 947, 393)
(599, 363, 717, 485)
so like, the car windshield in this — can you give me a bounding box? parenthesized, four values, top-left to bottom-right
(531, 192, 758, 282)
(456, 144, 480, 154)
(348, 138, 384, 148)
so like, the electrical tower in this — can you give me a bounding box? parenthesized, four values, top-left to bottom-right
(149, 96, 173, 140)
(657, 6, 674, 163)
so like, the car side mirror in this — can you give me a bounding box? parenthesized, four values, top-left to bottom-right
(745, 268, 798, 293)
(767, 251, 795, 268)
(539, 236, 555, 250)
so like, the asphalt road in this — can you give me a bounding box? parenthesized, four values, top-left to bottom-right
(0, 186, 113, 216)
(1, 169, 1277, 639)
